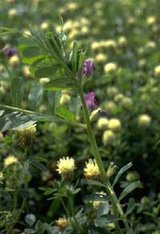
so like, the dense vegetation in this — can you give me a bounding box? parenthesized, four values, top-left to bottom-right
(0, 0, 160, 233)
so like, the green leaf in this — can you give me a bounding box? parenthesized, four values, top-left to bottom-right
(43, 188, 54, 196)
(45, 77, 74, 91)
(88, 226, 109, 234)
(34, 66, 57, 78)
(69, 96, 81, 117)
(28, 83, 44, 109)
(30, 159, 46, 171)
(0, 111, 36, 132)
(18, 36, 35, 46)
(11, 77, 24, 107)
(95, 215, 119, 226)
(56, 106, 75, 122)
(0, 110, 4, 116)
(126, 198, 136, 215)
(112, 162, 133, 187)
(70, 41, 79, 72)
(22, 55, 45, 65)
(119, 180, 141, 201)
(22, 46, 43, 58)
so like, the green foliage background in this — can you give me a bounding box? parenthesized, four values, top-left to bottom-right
(0, 0, 160, 233)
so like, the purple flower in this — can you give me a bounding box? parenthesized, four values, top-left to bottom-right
(84, 92, 98, 110)
(3, 47, 18, 58)
(83, 59, 95, 77)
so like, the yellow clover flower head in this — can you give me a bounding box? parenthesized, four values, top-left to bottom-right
(96, 117, 109, 130)
(154, 65, 160, 77)
(8, 55, 20, 67)
(56, 156, 76, 178)
(121, 97, 133, 109)
(0, 172, 4, 183)
(60, 90, 71, 105)
(95, 53, 107, 62)
(137, 114, 151, 127)
(104, 63, 117, 74)
(55, 217, 69, 230)
(118, 36, 127, 47)
(104, 101, 117, 114)
(84, 159, 100, 180)
(4, 155, 18, 167)
(106, 86, 119, 98)
(103, 130, 116, 145)
(146, 16, 156, 26)
(108, 118, 121, 131)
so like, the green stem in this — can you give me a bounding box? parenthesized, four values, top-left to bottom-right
(77, 82, 132, 234)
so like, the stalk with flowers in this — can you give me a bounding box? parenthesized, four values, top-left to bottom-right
(0, 28, 141, 233)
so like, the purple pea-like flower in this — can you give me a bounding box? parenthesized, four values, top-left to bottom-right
(83, 59, 95, 77)
(3, 47, 18, 58)
(84, 92, 98, 110)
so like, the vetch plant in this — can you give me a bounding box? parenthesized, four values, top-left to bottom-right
(0, 28, 141, 233)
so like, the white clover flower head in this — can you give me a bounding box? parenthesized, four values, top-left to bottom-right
(56, 156, 76, 177)
(84, 159, 100, 179)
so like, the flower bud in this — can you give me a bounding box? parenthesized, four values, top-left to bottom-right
(83, 59, 95, 77)
(106, 162, 117, 178)
(3, 46, 17, 58)
(84, 92, 98, 110)
(126, 171, 140, 182)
